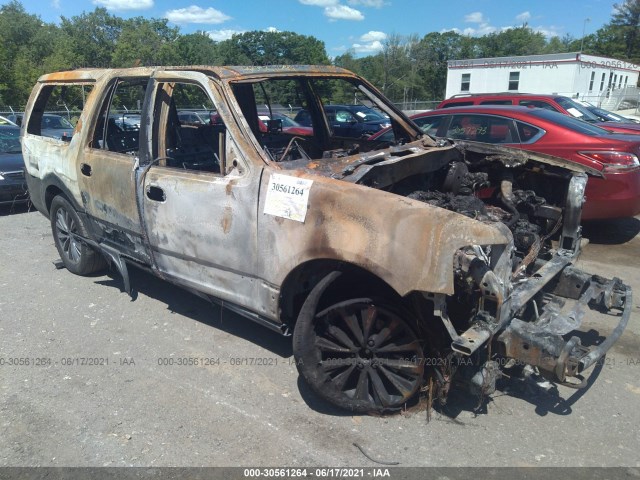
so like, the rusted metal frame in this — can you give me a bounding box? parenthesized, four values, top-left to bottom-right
(448, 225, 514, 356)
(451, 253, 572, 356)
(355, 82, 424, 141)
(216, 78, 275, 167)
(430, 293, 463, 343)
(579, 285, 632, 372)
(510, 254, 573, 310)
(497, 279, 631, 383)
(346, 146, 459, 186)
(558, 173, 587, 255)
(211, 65, 354, 81)
(498, 318, 570, 377)
(302, 78, 334, 150)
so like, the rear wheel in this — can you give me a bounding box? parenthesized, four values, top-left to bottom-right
(293, 297, 425, 413)
(50, 195, 105, 275)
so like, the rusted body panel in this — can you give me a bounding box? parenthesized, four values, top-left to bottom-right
(256, 170, 510, 298)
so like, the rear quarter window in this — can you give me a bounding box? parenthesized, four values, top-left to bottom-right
(516, 121, 545, 143)
(27, 84, 93, 140)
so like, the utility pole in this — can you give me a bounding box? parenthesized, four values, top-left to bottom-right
(580, 18, 591, 53)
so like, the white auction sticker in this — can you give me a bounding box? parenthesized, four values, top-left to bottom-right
(264, 173, 313, 223)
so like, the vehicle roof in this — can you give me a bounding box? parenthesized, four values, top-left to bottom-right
(445, 92, 565, 99)
(37, 65, 355, 83)
(416, 105, 549, 115)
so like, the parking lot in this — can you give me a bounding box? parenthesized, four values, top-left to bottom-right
(1, 204, 639, 468)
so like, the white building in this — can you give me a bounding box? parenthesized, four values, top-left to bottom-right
(445, 52, 639, 108)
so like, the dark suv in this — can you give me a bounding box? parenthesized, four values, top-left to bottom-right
(295, 104, 390, 138)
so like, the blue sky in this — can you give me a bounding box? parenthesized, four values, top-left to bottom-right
(3, 0, 619, 57)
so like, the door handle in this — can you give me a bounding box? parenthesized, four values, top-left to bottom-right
(80, 163, 92, 177)
(146, 185, 166, 202)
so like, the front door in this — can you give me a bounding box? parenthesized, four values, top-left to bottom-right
(138, 72, 263, 311)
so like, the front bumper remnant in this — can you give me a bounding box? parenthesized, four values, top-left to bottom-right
(497, 269, 631, 387)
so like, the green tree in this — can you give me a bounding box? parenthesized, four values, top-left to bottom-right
(215, 31, 330, 66)
(111, 17, 180, 67)
(60, 8, 124, 68)
(611, 0, 640, 59)
(477, 26, 546, 57)
(174, 32, 219, 65)
(0, 1, 47, 104)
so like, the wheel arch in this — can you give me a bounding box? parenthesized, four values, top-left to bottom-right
(279, 258, 409, 330)
(42, 175, 83, 215)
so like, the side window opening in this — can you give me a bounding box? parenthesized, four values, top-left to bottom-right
(233, 78, 320, 163)
(230, 77, 401, 162)
(441, 101, 474, 108)
(89, 78, 145, 154)
(27, 84, 93, 141)
(518, 100, 558, 112)
(480, 100, 513, 105)
(154, 81, 223, 174)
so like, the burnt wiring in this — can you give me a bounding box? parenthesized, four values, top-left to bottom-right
(512, 213, 563, 279)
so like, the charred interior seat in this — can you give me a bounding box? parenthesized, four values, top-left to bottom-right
(165, 101, 221, 173)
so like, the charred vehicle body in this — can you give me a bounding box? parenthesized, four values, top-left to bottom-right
(21, 66, 631, 413)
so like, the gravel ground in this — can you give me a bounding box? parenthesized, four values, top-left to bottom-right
(1, 205, 639, 469)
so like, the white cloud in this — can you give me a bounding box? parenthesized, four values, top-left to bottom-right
(92, 0, 153, 11)
(352, 40, 384, 53)
(324, 4, 364, 20)
(299, 0, 338, 5)
(207, 29, 245, 41)
(52, 0, 60, 7)
(462, 23, 497, 36)
(347, 0, 384, 7)
(165, 6, 231, 24)
(265, 26, 279, 33)
(464, 11, 486, 23)
(531, 25, 563, 37)
(445, 14, 562, 39)
(360, 30, 387, 42)
(349, 30, 386, 53)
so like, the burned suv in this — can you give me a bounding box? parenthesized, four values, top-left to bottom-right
(21, 66, 630, 413)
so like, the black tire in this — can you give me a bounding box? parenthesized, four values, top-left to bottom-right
(293, 297, 425, 413)
(50, 195, 106, 275)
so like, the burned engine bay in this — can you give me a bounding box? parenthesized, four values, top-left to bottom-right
(274, 136, 631, 403)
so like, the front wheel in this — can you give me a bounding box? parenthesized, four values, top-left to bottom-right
(50, 195, 105, 275)
(293, 297, 425, 413)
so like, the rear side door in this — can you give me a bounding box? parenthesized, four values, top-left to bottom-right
(76, 77, 148, 258)
(137, 72, 264, 311)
